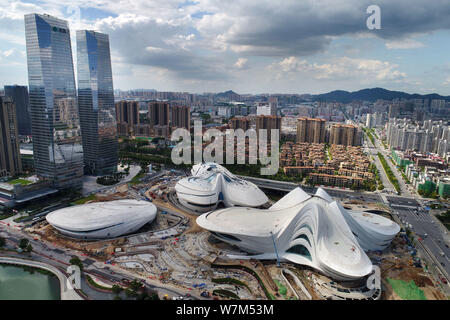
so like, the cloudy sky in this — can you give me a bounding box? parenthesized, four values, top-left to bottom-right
(1, 0, 450, 94)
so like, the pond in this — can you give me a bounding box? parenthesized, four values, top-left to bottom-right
(0, 264, 60, 300)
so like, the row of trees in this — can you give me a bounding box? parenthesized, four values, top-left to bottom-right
(377, 152, 401, 194)
(111, 280, 159, 300)
(362, 127, 375, 146)
(0, 237, 32, 252)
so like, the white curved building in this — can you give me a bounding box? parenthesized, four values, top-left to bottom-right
(46, 199, 157, 239)
(175, 163, 268, 213)
(197, 187, 400, 280)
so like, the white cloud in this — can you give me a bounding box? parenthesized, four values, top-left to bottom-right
(0, 0, 448, 93)
(385, 39, 425, 49)
(268, 56, 406, 82)
(234, 58, 248, 69)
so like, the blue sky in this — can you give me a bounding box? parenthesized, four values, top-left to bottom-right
(0, 0, 449, 95)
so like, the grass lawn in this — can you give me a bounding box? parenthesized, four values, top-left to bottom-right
(387, 278, 426, 300)
(72, 194, 96, 205)
(7, 178, 32, 186)
(274, 279, 287, 297)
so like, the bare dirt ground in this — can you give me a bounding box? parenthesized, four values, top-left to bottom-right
(379, 235, 446, 300)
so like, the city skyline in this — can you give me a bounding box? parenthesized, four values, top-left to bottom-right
(0, 1, 449, 95)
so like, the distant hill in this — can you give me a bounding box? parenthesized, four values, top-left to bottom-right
(312, 87, 450, 103)
(214, 90, 241, 101)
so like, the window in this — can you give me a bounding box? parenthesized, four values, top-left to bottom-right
(295, 234, 311, 247)
(210, 231, 241, 242)
(299, 224, 313, 235)
(287, 244, 312, 261)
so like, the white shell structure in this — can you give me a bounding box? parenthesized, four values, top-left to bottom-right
(46, 199, 157, 239)
(197, 187, 400, 280)
(175, 162, 269, 212)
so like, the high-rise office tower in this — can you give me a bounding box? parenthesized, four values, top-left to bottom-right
(77, 30, 118, 175)
(0, 97, 22, 177)
(171, 105, 190, 130)
(4, 85, 31, 135)
(24, 13, 83, 188)
(296, 117, 326, 143)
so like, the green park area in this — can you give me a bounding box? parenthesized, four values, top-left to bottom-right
(437, 210, 450, 231)
(387, 278, 426, 300)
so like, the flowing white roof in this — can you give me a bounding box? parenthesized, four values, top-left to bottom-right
(197, 187, 400, 280)
(175, 162, 268, 209)
(46, 199, 157, 232)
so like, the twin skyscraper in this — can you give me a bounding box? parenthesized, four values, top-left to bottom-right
(24, 13, 118, 189)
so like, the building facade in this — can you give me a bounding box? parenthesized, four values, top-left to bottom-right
(149, 101, 170, 137)
(4, 85, 31, 136)
(171, 105, 190, 130)
(149, 101, 170, 126)
(115, 100, 139, 136)
(329, 124, 361, 146)
(230, 117, 250, 131)
(256, 115, 281, 142)
(0, 97, 22, 177)
(24, 13, 83, 188)
(77, 30, 118, 175)
(296, 117, 326, 143)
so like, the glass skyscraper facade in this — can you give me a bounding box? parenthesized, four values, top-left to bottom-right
(24, 13, 83, 189)
(4, 85, 31, 136)
(77, 30, 118, 175)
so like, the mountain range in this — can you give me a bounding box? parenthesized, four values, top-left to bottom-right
(312, 87, 450, 103)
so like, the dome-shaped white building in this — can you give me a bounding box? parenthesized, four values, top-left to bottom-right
(197, 187, 400, 280)
(46, 199, 157, 239)
(175, 163, 268, 213)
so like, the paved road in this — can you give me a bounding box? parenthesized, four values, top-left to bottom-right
(388, 198, 450, 280)
(81, 164, 141, 196)
(238, 175, 384, 203)
(365, 144, 395, 193)
(362, 130, 395, 194)
(369, 129, 413, 197)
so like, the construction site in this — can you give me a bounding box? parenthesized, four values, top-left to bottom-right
(21, 169, 449, 300)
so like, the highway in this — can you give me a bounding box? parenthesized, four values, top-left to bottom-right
(387, 197, 450, 282)
(363, 129, 450, 286)
(367, 128, 413, 197)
